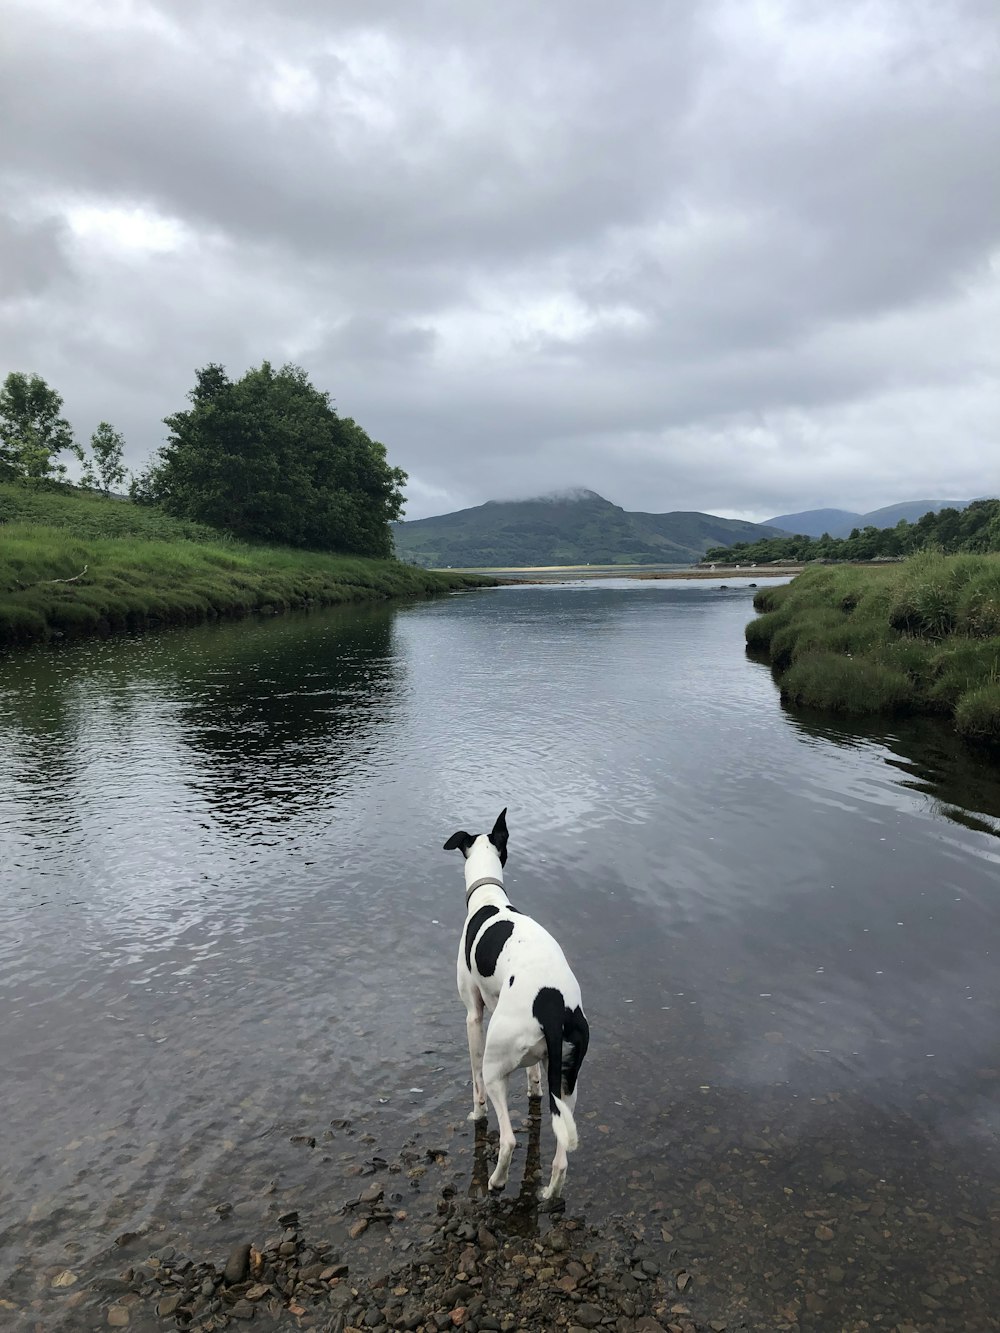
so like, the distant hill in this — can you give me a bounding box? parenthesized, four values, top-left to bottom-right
(765, 500, 973, 539)
(764, 508, 861, 539)
(392, 489, 788, 567)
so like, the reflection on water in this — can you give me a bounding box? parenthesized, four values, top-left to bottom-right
(1, 582, 999, 1331)
(176, 605, 401, 824)
(787, 703, 1000, 842)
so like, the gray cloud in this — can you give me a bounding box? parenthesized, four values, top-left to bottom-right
(0, 0, 997, 519)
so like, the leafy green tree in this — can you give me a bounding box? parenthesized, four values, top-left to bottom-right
(146, 362, 407, 556)
(0, 371, 75, 480)
(77, 421, 128, 493)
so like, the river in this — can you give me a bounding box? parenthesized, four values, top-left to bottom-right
(2, 579, 999, 1331)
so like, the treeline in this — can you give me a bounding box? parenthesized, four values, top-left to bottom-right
(0, 362, 406, 560)
(705, 500, 1000, 564)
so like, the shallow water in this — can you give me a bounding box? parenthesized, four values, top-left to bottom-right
(2, 580, 999, 1330)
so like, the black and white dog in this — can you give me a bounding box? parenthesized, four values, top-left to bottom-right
(444, 809, 589, 1200)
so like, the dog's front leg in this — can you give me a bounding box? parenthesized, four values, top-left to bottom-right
(465, 992, 487, 1121)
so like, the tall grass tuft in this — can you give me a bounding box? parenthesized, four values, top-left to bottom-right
(781, 653, 912, 714)
(955, 685, 1000, 745)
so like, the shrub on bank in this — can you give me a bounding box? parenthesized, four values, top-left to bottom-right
(747, 554, 1000, 748)
(955, 685, 1000, 745)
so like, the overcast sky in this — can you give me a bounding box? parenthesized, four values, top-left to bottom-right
(2, 1, 998, 521)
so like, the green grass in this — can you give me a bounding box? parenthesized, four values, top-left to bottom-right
(0, 479, 226, 543)
(0, 482, 492, 649)
(746, 553, 1000, 748)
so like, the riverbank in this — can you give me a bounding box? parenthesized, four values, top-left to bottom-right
(0, 484, 491, 649)
(71, 1201, 695, 1333)
(746, 553, 1000, 744)
(40, 1128, 705, 1333)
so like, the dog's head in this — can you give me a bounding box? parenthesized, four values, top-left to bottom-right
(443, 807, 508, 867)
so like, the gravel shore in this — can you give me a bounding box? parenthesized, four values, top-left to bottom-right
(68, 1191, 715, 1333)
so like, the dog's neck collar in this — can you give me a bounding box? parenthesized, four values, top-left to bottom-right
(466, 875, 505, 905)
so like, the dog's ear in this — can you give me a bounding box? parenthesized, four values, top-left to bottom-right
(443, 830, 475, 856)
(488, 807, 508, 866)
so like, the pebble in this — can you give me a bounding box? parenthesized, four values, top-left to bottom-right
(224, 1242, 252, 1285)
(573, 1302, 605, 1327)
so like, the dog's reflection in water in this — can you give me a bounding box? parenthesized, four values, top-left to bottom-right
(468, 1099, 562, 1232)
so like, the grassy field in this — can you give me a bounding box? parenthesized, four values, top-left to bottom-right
(746, 553, 1000, 746)
(0, 483, 491, 649)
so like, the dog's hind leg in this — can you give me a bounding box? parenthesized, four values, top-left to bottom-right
(465, 991, 487, 1122)
(526, 1062, 542, 1099)
(485, 1077, 517, 1194)
(540, 1086, 576, 1201)
(484, 1065, 516, 1192)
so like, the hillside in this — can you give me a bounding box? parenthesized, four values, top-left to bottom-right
(765, 499, 973, 539)
(392, 490, 786, 567)
(764, 507, 862, 539)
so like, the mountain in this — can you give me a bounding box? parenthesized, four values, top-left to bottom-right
(392, 490, 788, 567)
(764, 508, 861, 539)
(764, 499, 973, 540)
(861, 500, 973, 528)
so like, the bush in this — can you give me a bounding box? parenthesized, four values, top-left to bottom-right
(926, 640, 1000, 708)
(0, 600, 47, 646)
(745, 609, 786, 651)
(781, 652, 912, 714)
(752, 587, 784, 613)
(955, 685, 1000, 745)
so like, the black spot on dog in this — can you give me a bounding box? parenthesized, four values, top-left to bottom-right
(475, 920, 514, 977)
(464, 905, 499, 970)
(509, 976, 515, 987)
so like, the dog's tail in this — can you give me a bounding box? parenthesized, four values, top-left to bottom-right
(535, 988, 590, 1154)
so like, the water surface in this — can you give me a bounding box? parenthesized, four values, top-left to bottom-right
(2, 581, 999, 1330)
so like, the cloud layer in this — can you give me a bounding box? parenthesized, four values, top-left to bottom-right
(2, 0, 998, 519)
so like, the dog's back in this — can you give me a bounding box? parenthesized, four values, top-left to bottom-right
(463, 899, 581, 1014)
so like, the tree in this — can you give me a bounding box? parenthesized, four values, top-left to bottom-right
(78, 421, 128, 493)
(147, 362, 407, 556)
(0, 371, 75, 480)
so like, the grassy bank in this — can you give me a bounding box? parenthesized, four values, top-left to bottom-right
(746, 553, 1000, 746)
(0, 484, 491, 649)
